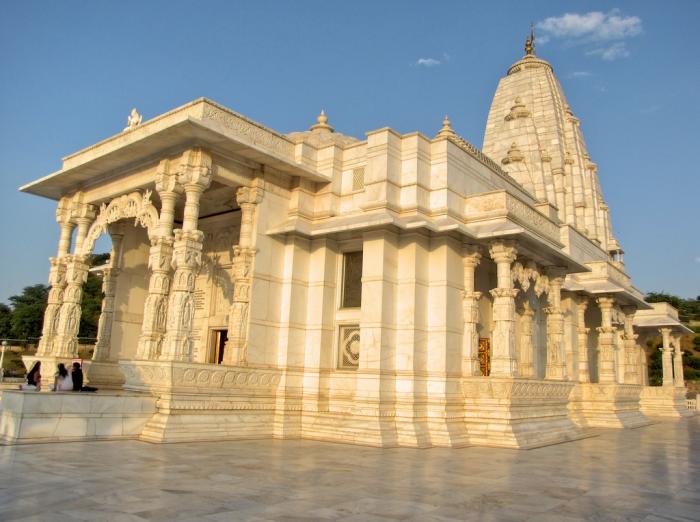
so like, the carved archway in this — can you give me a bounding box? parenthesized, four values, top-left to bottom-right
(80, 191, 159, 255)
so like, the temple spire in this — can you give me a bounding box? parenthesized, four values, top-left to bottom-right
(436, 115, 457, 139)
(310, 109, 334, 132)
(525, 22, 535, 56)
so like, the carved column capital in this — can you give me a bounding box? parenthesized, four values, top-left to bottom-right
(462, 244, 482, 265)
(488, 239, 517, 264)
(576, 293, 589, 312)
(236, 186, 264, 207)
(56, 197, 74, 226)
(490, 288, 519, 299)
(462, 290, 482, 301)
(596, 295, 615, 309)
(69, 194, 97, 223)
(155, 158, 184, 195)
(177, 148, 213, 191)
(659, 327, 673, 346)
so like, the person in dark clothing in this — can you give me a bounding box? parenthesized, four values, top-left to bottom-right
(71, 362, 98, 392)
(20, 361, 42, 391)
(72, 362, 83, 391)
(27, 361, 41, 386)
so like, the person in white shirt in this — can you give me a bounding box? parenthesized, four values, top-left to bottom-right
(52, 363, 73, 392)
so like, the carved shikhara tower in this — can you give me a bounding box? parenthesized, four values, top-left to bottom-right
(3, 40, 692, 448)
(483, 49, 616, 253)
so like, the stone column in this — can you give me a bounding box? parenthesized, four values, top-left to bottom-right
(160, 149, 212, 362)
(545, 269, 567, 380)
(659, 327, 674, 387)
(36, 198, 74, 356)
(136, 160, 182, 360)
(596, 295, 617, 384)
(518, 301, 535, 378)
(461, 245, 482, 376)
(672, 334, 685, 388)
(92, 232, 123, 362)
(52, 202, 96, 358)
(576, 295, 591, 383)
(621, 305, 639, 384)
(223, 185, 264, 366)
(488, 240, 519, 377)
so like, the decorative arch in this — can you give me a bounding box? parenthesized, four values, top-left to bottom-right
(80, 190, 159, 255)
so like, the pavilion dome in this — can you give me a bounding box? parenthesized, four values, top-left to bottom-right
(287, 110, 360, 148)
(482, 38, 618, 252)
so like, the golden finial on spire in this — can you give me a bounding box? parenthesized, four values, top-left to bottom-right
(436, 115, 457, 139)
(525, 22, 535, 56)
(310, 109, 334, 132)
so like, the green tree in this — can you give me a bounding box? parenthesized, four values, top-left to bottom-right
(645, 292, 700, 322)
(8, 284, 49, 339)
(77, 253, 110, 339)
(647, 342, 663, 386)
(0, 303, 12, 338)
(79, 271, 103, 338)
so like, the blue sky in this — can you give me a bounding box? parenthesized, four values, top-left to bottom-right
(0, 1, 698, 301)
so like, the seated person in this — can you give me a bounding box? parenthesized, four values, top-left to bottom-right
(51, 363, 73, 392)
(71, 362, 97, 392)
(19, 361, 41, 391)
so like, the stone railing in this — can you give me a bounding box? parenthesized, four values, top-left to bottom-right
(687, 399, 698, 410)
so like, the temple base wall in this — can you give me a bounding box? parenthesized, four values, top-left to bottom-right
(83, 360, 125, 389)
(640, 386, 694, 418)
(461, 378, 589, 449)
(0, 390, 156, 444)
(569, 383, 652, 429)
(5, 360, 693, 448)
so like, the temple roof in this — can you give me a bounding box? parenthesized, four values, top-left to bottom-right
(483, 39, 619, 254)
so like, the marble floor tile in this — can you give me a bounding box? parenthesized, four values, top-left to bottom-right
(0, 416, 698, 521)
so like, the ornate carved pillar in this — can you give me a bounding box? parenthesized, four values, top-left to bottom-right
(488, 240, 519, 377)
(518, 301, 535, 378)
(92, 231, 123, 362)
(136, 160, 182, 360)
(461, 245, 482, 376)
(544, 269, 567, 380)
(576, 295, 591, 383)
(52, 200, 96, 358)
(672, 334, 685, 388)
(659, 327, 674, 387)
(621, 305, 639, 384)
(223, 185, 264, 366)
(36, 198, 74, 356)
(160, 149, 212, 362)
(596, 295, 617, 383)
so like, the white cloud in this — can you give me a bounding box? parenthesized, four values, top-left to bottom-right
(538, 10, 642, 42)
(537, 9, 641, 60)
(568, 71, 592, 78)
(414, 53, 450, 68)
(416, 57, 441, 67)
(586, 42, 630, 61)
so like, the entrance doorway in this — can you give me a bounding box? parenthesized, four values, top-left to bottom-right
(478, 338, 491, 376)
(210, 329, 228, 365)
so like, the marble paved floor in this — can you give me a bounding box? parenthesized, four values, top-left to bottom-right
(0, 417, 699, 521)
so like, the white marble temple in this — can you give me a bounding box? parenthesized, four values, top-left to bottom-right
(7, 35, 693, 449)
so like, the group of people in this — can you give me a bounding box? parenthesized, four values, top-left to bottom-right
(21, 361, 96, 392)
